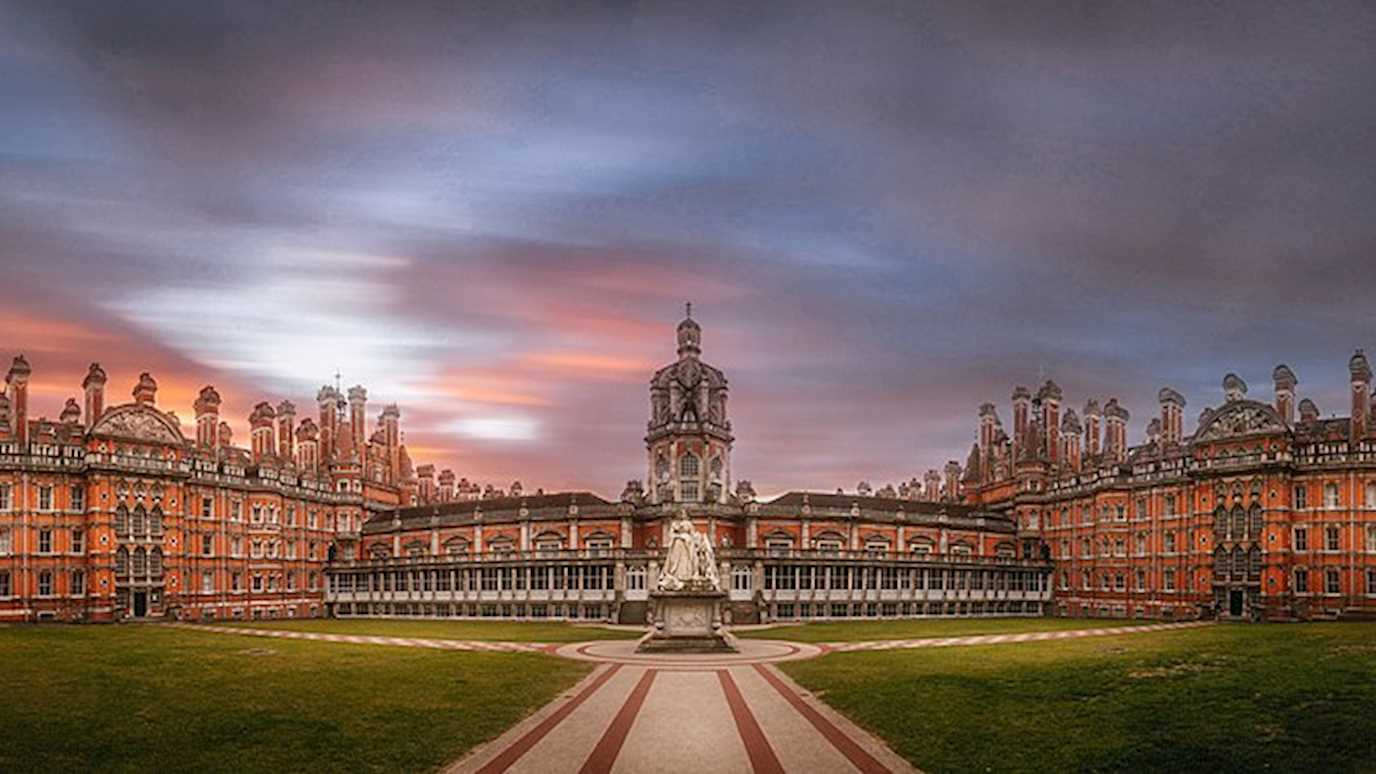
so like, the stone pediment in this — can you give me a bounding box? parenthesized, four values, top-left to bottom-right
(1194, 400, 1287, 442)
(90, 404, 186, 445)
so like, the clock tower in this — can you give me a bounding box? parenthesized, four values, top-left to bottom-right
(646, 305, 734, 504)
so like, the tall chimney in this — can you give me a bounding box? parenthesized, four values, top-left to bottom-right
(1038, 381, 1062, 464)
(438, 469, 456, 502)
(218, 421, 234, 448)
(1351, 350, 1371, 442)
(1011, 386, 1030, 461)
(82, 362, 107, 427)
(277, 401, 296, 460)
(295, 418, 319, 472)
(317, 386, 339, 462)
(347, 386, 367, 458)
(1158, 387, 1186, 445)
(1103, 398, 1129, 463)
(1084, 399, 1102, 459)
(194, 386, 222, 449)
(1061, 409, 1082, 472)
(249, 402, 276, 462)
(943, 460, 961, 502)
(7, 355, 31, 445)
(380, 404, 401, 483)
(1272, 365, 1297, 425)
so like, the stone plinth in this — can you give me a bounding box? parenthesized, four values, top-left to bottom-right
(638, 587, 735, 653)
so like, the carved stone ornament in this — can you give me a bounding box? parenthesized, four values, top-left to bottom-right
(1194, 401, 1287, 441)
(91, 405, 184, 444)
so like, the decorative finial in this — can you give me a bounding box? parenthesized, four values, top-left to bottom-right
(685, 301, 692, 319)
(334, 370, 342, 392)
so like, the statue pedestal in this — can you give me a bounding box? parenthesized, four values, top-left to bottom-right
(638, 587, 735, 653)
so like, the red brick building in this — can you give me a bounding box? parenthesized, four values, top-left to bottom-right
(0, 359, 419, 622)
(962, 354, 1376, 621)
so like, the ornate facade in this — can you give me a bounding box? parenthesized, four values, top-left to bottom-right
(963, 354, 1376, 621)
(0, 359, 426, 622)
(327, 311, 1049, 624)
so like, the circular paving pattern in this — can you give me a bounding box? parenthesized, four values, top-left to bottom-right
(555, 637, 823, 666)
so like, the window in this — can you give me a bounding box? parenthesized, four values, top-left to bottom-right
(0, 528, 9, 555)
(231, 500, 242, 521)
(1294, 527, 1308, 552)
(201, 496, 213, 518)
(1295, 568, 1309, 594)
(71, 528, 83, 554)
(232, 572, 242, 592)
(678, 453, 700, 502)
(1135, 570, 1146, 591)
(1164, 531, 1177, 554)
(231, 536, 243, 557)
(1294, 485, 1307, 509)
(115, 547, 128, 576)
(37, 485, 53, 511)
(679, 480, 699, 502)
(252, 574, 264, 592)
(627, 565, 646, 591)
(202, 534, 213, 556)
(38, 570, 53, 596)
(70, 486, 84, 512)
(1367, 482, 1376, 509)
(1325, 569, 1340, 595)
(1135, 534, 1147, 556)
(1163, 569, 1176, 591)
(1115, 505, 1126, 522)
(1367, 568, 1376, 596)
(38, 529, 53, 554)
(202, 570, 214, 592)
(0, 570, 9, 596)
(71, 570, 85, 596)
(1325, 526, 1340, 552)
(1367, 524, 1376, 553)
(1164, 494, 1177, 515)
(0, 484, 10, 511)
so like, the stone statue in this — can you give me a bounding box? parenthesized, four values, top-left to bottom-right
(656, 508, 720, 591)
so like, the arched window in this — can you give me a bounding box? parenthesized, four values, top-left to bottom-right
(115, 546, 129, 576)
(150, 506, 163, 536)
(1231, 546, 1246, 578)
(1213, 507, 1227, 534)
(150, 548, 163, 578)
(132, 547, 147, 577)
(1213, 547, 1228, 579)
(132, 506, 146, 537)
(444, 538, 470, 556)
(1248, 546, 1262, 579)
(533, 531, 564, 552)
(679, 453, 699, 478)
(1230, 507, 1246, 541)
(114, 505, 128, 535)
(1248, 505, 1263, 538)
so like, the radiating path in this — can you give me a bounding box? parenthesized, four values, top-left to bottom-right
(175, 620, 1214, 772)
(168, 623, 552, 653)
(821, 620, 1212, 653)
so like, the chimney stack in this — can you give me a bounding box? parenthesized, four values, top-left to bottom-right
(194, 386, 222, 449)
(1350, 350, 1371, 442)
(277, 401, 296, 460)
(1158, 387, 1186, 445)
(82, 363, 107, 427)
(1272, 365, 1297, 425)
(132, 372, 157, 406)
(6, 355, 31, 445)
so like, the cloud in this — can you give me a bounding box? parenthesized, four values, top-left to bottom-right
(2, 0, 1375, 496)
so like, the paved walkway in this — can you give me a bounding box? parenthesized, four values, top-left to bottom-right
(449, 639, 914, 774)
(823, 620, 1211, 652)
(178, 621, 1213, 772)
(169, 623, 550, 653)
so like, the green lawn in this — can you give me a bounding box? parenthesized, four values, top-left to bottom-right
(750, 616, 1139, 642)
(222, 617, 640, 642)
(0, 624, 590, 773)
(781, 622, 1376, 772)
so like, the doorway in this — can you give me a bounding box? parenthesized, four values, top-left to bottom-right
(133, 591, 148, 618)
(1228, 589, 1243, 617)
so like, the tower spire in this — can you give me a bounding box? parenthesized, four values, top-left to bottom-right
(685, 301, 692, 319)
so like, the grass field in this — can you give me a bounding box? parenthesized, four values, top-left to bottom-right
(0, 624, 590, 773)
(751, 615, 1139, 642)
(222, 617, 639, 642)
(781, 622, 1376, 772)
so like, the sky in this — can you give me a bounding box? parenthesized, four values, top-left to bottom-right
(2, 1, 1375, 498)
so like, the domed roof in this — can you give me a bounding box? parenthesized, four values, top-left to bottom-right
(676, 302, 701, 356)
